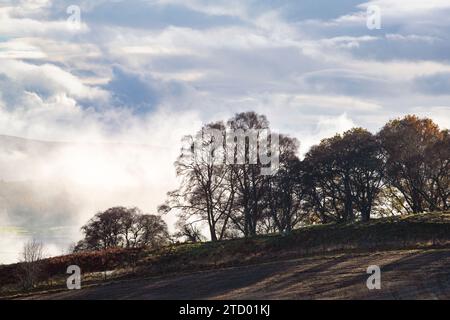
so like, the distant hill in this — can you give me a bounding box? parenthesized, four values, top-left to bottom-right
(0, 135, 63, 153)
(0, 134, 167, 155)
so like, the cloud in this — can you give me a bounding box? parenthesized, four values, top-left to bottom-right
(297, 113, 357, 156)
(414, 72, 450, 95)
(0, 38, 47, 59)
(0, 4, 89, 38)
(0, 59, 108, 104)
(81, 0, 244, 30)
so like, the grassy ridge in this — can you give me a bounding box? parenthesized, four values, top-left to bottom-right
(151, 211, 450, 273)
(1, 211, 450, 295)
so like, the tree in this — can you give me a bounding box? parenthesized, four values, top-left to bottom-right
(302, 128, 384, 223)
(75, 207, 169, 251)
(263, 135, 306, 233)
(340, 128, 384, 222)
(424, 129, 449, 211)
(303, 135, 349, 223)
(378, 115, 447, 213)
(134, 214, 170, 248)
(159, 121, 235, 241)
(20, 239, 45, 290)
(226, 112, 271, 237)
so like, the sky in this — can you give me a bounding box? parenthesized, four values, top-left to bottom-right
(0, 0, 449, 263)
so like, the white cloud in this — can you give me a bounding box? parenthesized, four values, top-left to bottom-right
(358, 0, 450, 13)
(0, 6, 89, 38)
(334, 0, 450, 28)
(298, 113, 357, 157)
(0, 59, 108, 103)
(155, 0, 248, 19)
(385, 34, 439, 43)
(0, 38, 47, 59)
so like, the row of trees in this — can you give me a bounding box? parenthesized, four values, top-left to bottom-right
(160, 112, 449, 242)
(73, 113, 448, 248)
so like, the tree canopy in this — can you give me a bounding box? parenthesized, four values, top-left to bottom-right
(74, 207, 169, 252)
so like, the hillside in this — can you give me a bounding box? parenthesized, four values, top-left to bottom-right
(2, 211, 450, 299)
(19, 248, 450, 299)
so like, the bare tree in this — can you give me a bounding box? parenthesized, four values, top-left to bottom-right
(226, 112, 271, 237)
(20, 239, 45, 290)
(159, 122, 235, 241)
